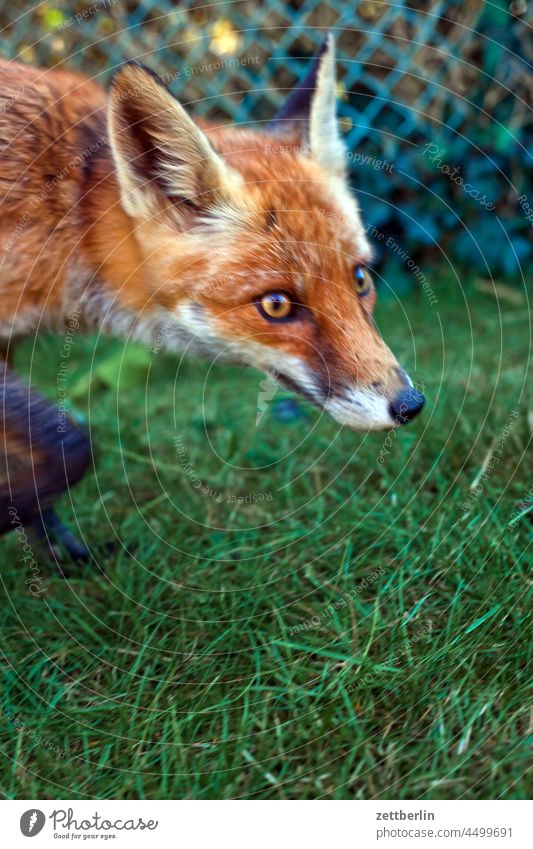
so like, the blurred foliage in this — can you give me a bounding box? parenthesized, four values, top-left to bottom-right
(0, 0, 531, 290)
(357, 1, 533, 287)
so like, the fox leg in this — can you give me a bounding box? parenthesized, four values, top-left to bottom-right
(31, 509, 93, 564)
(0, 361, 92, 564)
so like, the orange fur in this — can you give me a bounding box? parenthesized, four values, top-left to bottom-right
(0, 46, 422, 432)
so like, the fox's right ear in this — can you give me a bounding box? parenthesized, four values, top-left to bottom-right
(108, 61, 240, 221)
(268, 33, 346, 177)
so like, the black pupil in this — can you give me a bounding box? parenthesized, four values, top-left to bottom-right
(269, 295, 285, 311)
(355, 267, 365, 284)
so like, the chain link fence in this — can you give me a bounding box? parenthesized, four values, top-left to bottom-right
(1, 0, 531, 284)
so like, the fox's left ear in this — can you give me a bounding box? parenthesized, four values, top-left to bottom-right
(108, 61, 241, 221)
(268, 33, 346, 176)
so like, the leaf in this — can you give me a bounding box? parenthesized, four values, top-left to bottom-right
(69, 344, 152, 399)
(42, 9, 66, 30)
(465, 604, 500, 634)
(404, 593, 431, 625)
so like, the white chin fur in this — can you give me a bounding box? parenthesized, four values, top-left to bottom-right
(323, 390, 396, 431)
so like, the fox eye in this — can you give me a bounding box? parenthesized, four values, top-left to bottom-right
(257, 292, 294, 322)
(354, 265, 371, 296)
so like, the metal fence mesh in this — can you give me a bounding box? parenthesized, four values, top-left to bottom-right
(1, 1, 488, 139)
(1, 0, 531, 277)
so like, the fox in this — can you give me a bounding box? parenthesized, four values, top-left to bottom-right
(0, 34, 425, 562)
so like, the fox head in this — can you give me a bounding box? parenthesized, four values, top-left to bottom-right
(107, 35, 425, 430)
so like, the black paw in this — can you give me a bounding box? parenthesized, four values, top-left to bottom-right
(31, 509, 97, 575)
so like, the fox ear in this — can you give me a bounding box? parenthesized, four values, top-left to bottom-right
(268, 33, 346, 176)
(108, 62, 239, 220)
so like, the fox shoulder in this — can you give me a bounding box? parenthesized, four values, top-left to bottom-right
(0, 61, 107, 210)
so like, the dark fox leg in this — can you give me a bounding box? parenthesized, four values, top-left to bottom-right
(31, 509, 93, 564)
(0, 361, 92, 564)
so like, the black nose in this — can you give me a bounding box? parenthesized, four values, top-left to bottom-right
(389, 386, 425, 425)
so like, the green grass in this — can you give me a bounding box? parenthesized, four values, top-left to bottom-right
(0, 274, 531, 799)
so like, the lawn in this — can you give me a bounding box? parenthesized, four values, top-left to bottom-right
(0, 271, 531, 799)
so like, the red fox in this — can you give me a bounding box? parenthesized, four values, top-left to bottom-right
(0, 35, 424, 561)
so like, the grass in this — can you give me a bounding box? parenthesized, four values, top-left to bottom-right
(0, 272, 531, 799)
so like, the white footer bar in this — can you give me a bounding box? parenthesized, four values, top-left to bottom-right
(3, 799, 530, 848)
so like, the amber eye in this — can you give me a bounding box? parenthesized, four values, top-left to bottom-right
(354, 265, 371, 296)
(257, 292, 294, 321)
